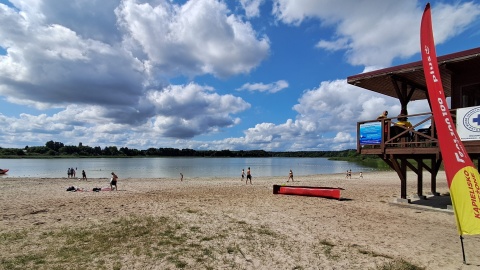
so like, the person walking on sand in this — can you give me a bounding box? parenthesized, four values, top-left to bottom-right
(82, 170, 87, 181)
(180, 172, 183, 181)
(110, 172, 118, 191)
(241, 169, 245, 181)
(246, 167, 252, 185)
(287, 169, 294, 182)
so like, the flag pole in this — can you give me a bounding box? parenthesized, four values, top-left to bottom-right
(460, 235, 466, 264)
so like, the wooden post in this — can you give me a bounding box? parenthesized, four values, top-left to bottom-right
(417, 159, 424, 197)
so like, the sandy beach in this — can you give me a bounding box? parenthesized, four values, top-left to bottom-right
(1, 171, 479, 269)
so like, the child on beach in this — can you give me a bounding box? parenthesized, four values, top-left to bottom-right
(241, 169, 245, 181)
(287, 169, 294, 182)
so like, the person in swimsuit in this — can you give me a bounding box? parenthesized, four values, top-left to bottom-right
(110, 172, 118, 191)
(241, 169, 245, 181)
(287, 169, 294, 182)
(246, 167, 252, 185)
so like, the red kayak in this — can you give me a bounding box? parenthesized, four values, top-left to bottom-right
(273, 185, 343, 200)
(0, 169, 9, 174)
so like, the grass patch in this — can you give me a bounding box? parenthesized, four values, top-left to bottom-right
(353, 247, 421, 270)
(256, 225, 277, 237)
(226, 245, 236, 254)
(376, 259, 425, 270)
(319, 239, 338, 259)
(1, 254, 47, 270)
(1, 214, 282, 269)
(358, 248, 393, 259)
(1, 212, 422, 269)
(185, 208, 199, 214)
(189, 226, 201, 232)
(0, 215, 190, 269)
(0, 230, 28, 242)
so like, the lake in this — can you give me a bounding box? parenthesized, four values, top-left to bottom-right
(0, 157, 378, 178)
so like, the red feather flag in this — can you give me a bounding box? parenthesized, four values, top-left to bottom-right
(420, 3, 480, 235)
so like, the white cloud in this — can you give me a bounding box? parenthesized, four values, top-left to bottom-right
(237, 80, 288, 93)
(333, 131, 353, 143)
(147, 83, 250, 138)
(0, 5, 146, 109)
(273, 0, 480, 68)
(239, 0, 265, 18)
(116, 0, 270, 78)
(315, 37, 349, 51)
(0, 81, 251, 148)
(0, 0, 263, 144)
(209, 79, 407, 151)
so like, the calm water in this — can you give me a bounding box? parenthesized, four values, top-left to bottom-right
(0, 157, 377, 178)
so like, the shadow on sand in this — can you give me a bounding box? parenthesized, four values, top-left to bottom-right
(410, 194, 452, 209)
(393, 194, 454, 214)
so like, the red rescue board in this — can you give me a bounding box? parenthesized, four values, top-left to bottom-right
(273, 185, 343, 200)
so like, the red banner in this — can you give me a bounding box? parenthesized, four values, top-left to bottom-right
(420, 3, 480, 235)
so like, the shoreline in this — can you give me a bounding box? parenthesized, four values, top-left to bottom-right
(0, 156, 379, 179)
(1, 171, 479, 269)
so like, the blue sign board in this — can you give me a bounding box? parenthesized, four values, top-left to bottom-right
(359, 122, 382, 145)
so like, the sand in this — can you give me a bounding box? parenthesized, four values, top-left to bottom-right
(1, 171, 479, 269)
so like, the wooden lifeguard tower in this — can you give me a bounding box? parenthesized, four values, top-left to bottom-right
(347, 47, 480, 201)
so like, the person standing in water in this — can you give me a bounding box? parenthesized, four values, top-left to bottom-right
(246, 167, 252, 185)
(287, 169, 294, 182)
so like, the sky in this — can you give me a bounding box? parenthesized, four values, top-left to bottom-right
(0, 0, 480, 151)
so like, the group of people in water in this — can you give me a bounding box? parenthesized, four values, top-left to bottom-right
(67, 167, 88, 180)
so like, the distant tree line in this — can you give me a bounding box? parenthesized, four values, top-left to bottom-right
(0, 140, 365, 159)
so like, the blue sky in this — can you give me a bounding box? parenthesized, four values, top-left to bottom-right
(1, 0, 480, 151)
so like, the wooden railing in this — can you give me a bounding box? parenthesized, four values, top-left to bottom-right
(357, 111, 447, 154)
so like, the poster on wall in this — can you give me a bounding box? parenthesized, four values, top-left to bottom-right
(359, 122, 382, 145)
(457, 105, 480, 141)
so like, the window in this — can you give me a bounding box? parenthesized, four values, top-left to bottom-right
(462, 84, 480, 107)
